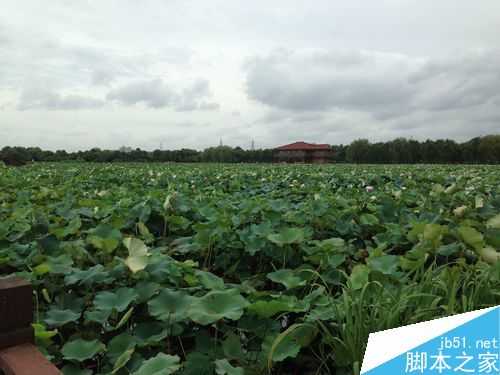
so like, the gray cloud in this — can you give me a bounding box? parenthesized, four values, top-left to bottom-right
(0, 23, 194, 94)
(245, 49, 416, 115)
(0, 27, 9, 45)
(1, 0, 500, 150)
(106, 78, 219, 111)
(199, 102, 220, 111)
(291, 113, 324, 123)
(176, 79, 218, 111)
(17, 89, 105, 111)
(175, 102, 199, 112)
(245, 49, 500, 120)
(182, 79, 210, 100)
(409, 50, 500, 112)
(91, 69, 117, 86)
(106, 79, 176, 108)
(256, 110, 290, 124)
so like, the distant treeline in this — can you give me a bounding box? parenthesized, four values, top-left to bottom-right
(338, 135, 500, 164)
(1, 135, 499, 165)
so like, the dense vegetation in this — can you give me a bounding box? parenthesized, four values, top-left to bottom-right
(0, 163, 499, 375)
(1, 134, 499, 165)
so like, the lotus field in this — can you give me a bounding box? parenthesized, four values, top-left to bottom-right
(1, 163, 499, 375)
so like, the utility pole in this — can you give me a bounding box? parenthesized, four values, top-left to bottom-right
(251, 139, 255, 151)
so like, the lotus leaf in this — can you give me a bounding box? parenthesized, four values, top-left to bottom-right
(188, 289, 249, 325)
(132, 353, 181, 375)
(62, 338, 105, 362)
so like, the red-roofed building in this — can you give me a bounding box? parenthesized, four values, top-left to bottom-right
(274, 142, 333, 163)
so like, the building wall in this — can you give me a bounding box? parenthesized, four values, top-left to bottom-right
(310, 150, 331, 158)
(274, 149, 333, 163)
(276, 150, 306, 160)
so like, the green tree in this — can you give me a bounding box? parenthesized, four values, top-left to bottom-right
(346, 139, 370, 163)
(478, 135, 500, 163)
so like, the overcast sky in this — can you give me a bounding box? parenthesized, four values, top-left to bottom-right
(1, 0, 499, 151)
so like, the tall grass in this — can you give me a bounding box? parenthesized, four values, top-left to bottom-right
(312, 261, 500, 375)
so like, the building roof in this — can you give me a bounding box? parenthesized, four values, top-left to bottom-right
(275, 142, 331, 151)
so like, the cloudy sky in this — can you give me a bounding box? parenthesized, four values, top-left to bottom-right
(1, 0, 499, 151)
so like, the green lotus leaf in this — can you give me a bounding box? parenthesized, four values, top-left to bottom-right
(328, 253, 346, 268)
(112, 348, 135, 374)
(61, 364, 92, 375)
(423, 224, 443, 241)
(124, 237, 150, 273)
(84, 308, 111, 325)
(367, 255, 400, 276)
(182, 352, 214, 375)
(444, 183, 458, 194)
(163, 193, 176, 212)
(267, 227, 304, 246)
(407, 223, 426, 243)
(486, 229, 500, 248)
(33, 323, 58, 343)
(195, 270, 225, 290)
(437, 243, 462, 256)
(453, 205, 467, 217)
(113, 306, 134, 331)
(54, 294, 85, 315)
(131, 202, 152, 223)
(34, 254, 74, 276)
(107, 333, 137, 363)
(62, 338, 105, 362)
(148, 289, 193, 323)
(51, 216, 82, 239)
(423, 224, 446, 248)
(93, 287, 138, 312)
(135, 281, 161, 303)
(87, 224, 122, 253)
(188, 289, 249, 325)
(247, 296, 309, 318)
(64, 265, 113, 286)
(359, 213, 379, 226)
(349, 264, 370, 290)
(475, 195, 485, 208)
(266, 323, 317, 365)
(44, 308, 80, 327)
(222, 332, 244, 360)
(132, 353, 181, 375)
(316, 237, 345, 251)
(267, 269, 307, 289)
(487, 214, 500, 229)
(33, 263, 51, 276)
(432, 184, 445, 194)
(263, 333, 299, 364)
(215, 359, 244, 375)
(137, 221, 153, 241)
(478, 246, 500, 264)
(458, 226, 485, 251)
(133, 322, 170, 346)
